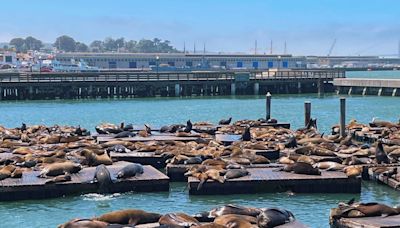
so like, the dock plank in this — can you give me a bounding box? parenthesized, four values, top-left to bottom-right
(0, 161, 169, 201)
(332, 215, 400, 228)
(188, 168, 361, 195)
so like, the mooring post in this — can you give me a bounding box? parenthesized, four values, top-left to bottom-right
(340, 97, 346, 137)
(304, 101, 311, 126)
(266, 92, 271, 120)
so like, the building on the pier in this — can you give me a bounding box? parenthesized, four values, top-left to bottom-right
(0, 51, 17, 65)
(55, 53, 306, 70)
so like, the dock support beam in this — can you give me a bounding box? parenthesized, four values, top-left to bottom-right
(304, 101, 311, 126)
(253, 82, 259, 95)
(348, 87, 352, 95)
(317, 79, 324, 95)
(393, 88, 397, 97)
(378, 88, 382, 96)
(231, 83, 236, 96)
(266, 92, 271, 120)
(0, 87, 2, 100)
(297, 82, 302, 93)
(362, 87, 367, 96)
(174, 84, 180, 97)
(340, 97, 346, 137)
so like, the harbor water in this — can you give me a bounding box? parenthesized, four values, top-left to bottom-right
(0, 71, 400, 227)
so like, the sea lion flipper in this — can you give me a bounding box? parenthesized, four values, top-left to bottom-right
(197, 178, 206, 191)
(347, 198, 355, 205)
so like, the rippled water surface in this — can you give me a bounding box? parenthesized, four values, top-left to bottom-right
(0, 73, 400, 227)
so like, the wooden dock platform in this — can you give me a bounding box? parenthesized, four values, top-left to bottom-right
(368, 167, 400, 191)
(330, 214, 400, 228)
(188, 168, 361, 195)
(111, 152, 167, 169)
(166, 163, 284, 181)
(0, 162, 169, 201)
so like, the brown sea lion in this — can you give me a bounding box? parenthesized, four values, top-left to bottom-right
(195, 205, 261, 222)
(344, 202, 400, 218)
(282, 162, 321, 175)
(194, 223, 227, 228)
(296, 155, 315, 165)
(192, 172, 209, 190)
(214, 214, 256, 228)
(159, 213, 200, 227)
(95, 209, 161, 225)
(45, 174, 72, 184)
(81, 149, 113, 166)
(0, 165, 16, 180)
(376, 141, 390, 164)
(40, 162, 81, 177)
(10, 168, 23, 178)
(278, 157, 295, 164)
(314, 161, 345, 171)
(58, 218, 108, 228)
(344, 166, 362, 177)
(205, 169, 225, 184)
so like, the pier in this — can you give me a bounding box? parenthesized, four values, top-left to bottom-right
(0, 69, 344, 100)
(334, 78, 400, 96)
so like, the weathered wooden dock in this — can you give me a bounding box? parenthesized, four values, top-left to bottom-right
(111, 152, 167, 169)
(188, 168, 361, 195)
(368, 167, 400, 190)
(166, 164, 284, 181)
(330, 214, 400, 228)
(0, 69, 344, 100)
(0, 162, 169, 201)
(97, 134, 206, 143)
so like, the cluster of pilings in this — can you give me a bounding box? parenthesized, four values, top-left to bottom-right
(0, 80, 332, 100)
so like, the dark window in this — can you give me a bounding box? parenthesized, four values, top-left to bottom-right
(282, 61, 288, 68)
(109, 61, 117, 69)
(149, 61, 156, 66)
(129, 62, 137, 68)
(237, 61, 243, 67)
(252, 61, 258, 69)
(268, 61, 273, 68)
(168, 61, 175, 66)
(186, 61, 193, 67)
(220, 61, 226, 67)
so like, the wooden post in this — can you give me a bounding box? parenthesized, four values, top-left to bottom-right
(304, 101, 311, 126)
(266, 92, 271, 120)
(340, 97, 346, 137)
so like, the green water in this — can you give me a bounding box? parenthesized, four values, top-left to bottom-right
(0, 75, 400, 227)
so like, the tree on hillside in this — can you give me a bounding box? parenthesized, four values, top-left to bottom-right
(24, 36, 43, 51)
(9, 38, 25, 52)
(75, 42, 89, 52)
(125, 40, 137, 52)
(54, 35, 76, 52)
(90, 40, 104, 52)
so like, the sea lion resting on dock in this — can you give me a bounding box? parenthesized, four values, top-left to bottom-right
(39, 161, 81, 177)
(159, 213, 200, 227)
(195, 204, 261, 222)
(214, 214, 257, 228)
(281, 162, 321, 175)
(334, 199, 400, 218)
(257, 208, 295, 228)
(95, 209, 161, 225)
(116, 163, 144, 179)
(58, 218, 109, 228)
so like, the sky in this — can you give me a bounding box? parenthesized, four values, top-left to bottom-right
(1, 0, 399, 56)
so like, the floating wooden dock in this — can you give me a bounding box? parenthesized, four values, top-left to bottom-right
(0, 162, 169, 201)
(368, 167, 400, 191)
(166, 164, 284, 181)
(111, 152, 167, 169)
(330, 214, 400, 228)
(188, 168, 361, 195)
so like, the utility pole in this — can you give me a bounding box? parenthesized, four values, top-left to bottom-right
(270, 40, 273, 54)
(255, 40, 257, 55)
(183, 42, 186, 53)
(284, 41, 287, 55)
(203, 42, 206, 54)
(194, 43, 196, 54)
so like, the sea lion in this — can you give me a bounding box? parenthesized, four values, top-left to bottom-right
(241, 127, 251, 141)
(282, 162, 321, 175)
(106, 145, 131, 153)
(278, 157, 295, 164)
(0, 165, 16, 180)
(93, 164, 113, 193)
(344, 165, 362, 177)
(314, 161, 345, 171)
(343, 202, 400, 218)
(205, 169, 225, 184)
(214, 214, 257, 228)
(58, 218, 108, 228)
(138, 125, 152, 137)
(184, 156, 203, 165)
(224, 168, 249, 180)
(158, 213, 200, 227)
(182, 120, 193, 133)
(81, 149, 113, 166)
(194, 223, 227, 228)
(192, 172, 209, 190)
(114, 131, 136, 138)
(285, 135, 297, 148)
(40, 162, 81, 177)
(95, 209, 161, 225)
(195, 205, 261, 222)
(219, 117, 232, 125)
(257, 208, 295, 228)
(10, 168, 23, 178)
(296, 155, 315, 165)
(45, 174, 72, 184)
(116, 163, 144, 179)
(376, 141, 390, 164)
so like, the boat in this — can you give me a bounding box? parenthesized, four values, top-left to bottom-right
(32, 59, 99, 73)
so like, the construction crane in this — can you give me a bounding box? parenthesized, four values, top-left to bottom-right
(327, 38, 337, 56)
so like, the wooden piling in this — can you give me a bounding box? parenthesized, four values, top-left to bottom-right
(266, 92, 271, 120)
(340, 97, 346, 137)
(304, 101, 311, 126)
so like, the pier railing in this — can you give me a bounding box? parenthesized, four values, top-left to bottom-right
(0, 69, 345, 83)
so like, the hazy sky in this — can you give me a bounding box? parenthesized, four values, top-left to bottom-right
(1, 0, 399, 56)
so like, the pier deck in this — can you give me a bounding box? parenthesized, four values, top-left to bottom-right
(330, 214, 400, 228)
(334, 78, 400, 96)
(188, 168, 361, 195)
(0, 162, 169, 201)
